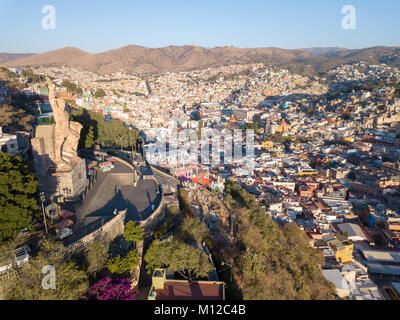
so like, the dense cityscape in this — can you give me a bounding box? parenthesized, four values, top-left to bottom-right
(1, 1, 400, 309)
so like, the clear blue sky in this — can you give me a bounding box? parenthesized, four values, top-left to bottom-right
(0, 0, 399, 53)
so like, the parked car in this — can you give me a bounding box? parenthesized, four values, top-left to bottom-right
(100, 161, 114, 172)
(57, 227, 73, 240)
(106, 157, 116, 164)
(54, 219, 74, 231)
(58, 210, 75, 219)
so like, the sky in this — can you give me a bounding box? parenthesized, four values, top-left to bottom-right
(0, 0, 399, 54)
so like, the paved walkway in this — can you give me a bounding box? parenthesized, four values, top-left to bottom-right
(64, 160, 161, 245)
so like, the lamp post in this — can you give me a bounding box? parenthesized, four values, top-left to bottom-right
(40, 192, 48, 234)
(222, 261, 232, 283)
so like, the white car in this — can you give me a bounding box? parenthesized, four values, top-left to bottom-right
(57, 227, 73, 240)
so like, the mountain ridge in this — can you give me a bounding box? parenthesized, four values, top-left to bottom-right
(3, 45, 400, 77)
(0, 53, 36, 65)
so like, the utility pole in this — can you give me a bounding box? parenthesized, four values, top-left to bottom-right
(40, 192, 48, 234)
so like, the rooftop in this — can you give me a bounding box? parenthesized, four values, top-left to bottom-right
(153, 280, 224, 300)
(361, 249, 400, 264)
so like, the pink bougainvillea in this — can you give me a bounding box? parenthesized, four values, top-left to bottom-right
(86, 277, 139, 300)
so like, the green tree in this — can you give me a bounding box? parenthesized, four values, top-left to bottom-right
(124, 221, 144, 243)
(242, 122, 258, 132)
(0, 154, 39, 244)
(154, 222, 169, 239)
(107, 250, 138, 276)
(70, 109, 139, 150)
(86, 241, 109, 275)
(84, 125, 95, 149)
(224, 182, 337, 300)
(6, 240, 89, 300)
(94, 89, 106, 98)
(144, 238, 213, 279)
(62, 80, 82, 95)
(176, 217, 210, 245)
(178, 188, 193, 217)
(166, 205, 182, 227)
(22, 69, 45, 84)
(284, 136, 293, 143)
(0, 104, 34, 132)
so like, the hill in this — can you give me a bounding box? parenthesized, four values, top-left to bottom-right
(3, 45, 400, 77)
(5, 47, 90, 67)
(300, 47, 346, 55)
(220, 181, 337, 300)
(68, 45, 320, 75)
(0, 53, 36, 65)
(321, 46, 400, 67)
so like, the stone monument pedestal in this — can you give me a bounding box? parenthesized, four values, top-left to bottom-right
(56, 158, 88, 199)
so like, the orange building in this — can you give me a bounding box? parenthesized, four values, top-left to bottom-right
(192, 173, 210, 186)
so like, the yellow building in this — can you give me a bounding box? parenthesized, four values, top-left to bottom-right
(328, 239, 354, 264)
(262, 141, 274, 149)
(298, 169, 318, 176)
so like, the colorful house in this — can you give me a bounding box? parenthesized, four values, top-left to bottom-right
(192, 173, 210, 186)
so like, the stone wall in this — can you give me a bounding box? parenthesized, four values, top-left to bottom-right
(65, 209, 127, 254)
(140, 192, 166, 232)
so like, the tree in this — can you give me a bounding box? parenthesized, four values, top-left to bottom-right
(242, 122, 258, 131)
(0, 104, 34, 132)
(86, 241, 109, 275)
(22, 69, 45, 84)
(0, 154, 39, 244)
(70, 109, 139, 150)
(154, 222, 169, 239)
(348, 171, 356, 181)
(224, 182, 337, 300)
(62, 80, 83, 95)
(284, 136, 293, 143)
(107, 250, 139, 276)
(123, 221, 144, 243)
(85, 277, 137, 300)
(144, 238, 213, 279)
(179, 188, 193, 217)
(166, 205, 183, 227)
(84, 125, 95, 149)
(94, 89, 106, 98)
(175, 217, 210, 245)
(6, 240, 89, 300)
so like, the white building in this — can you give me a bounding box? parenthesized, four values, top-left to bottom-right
(0, 127, 18, 155)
